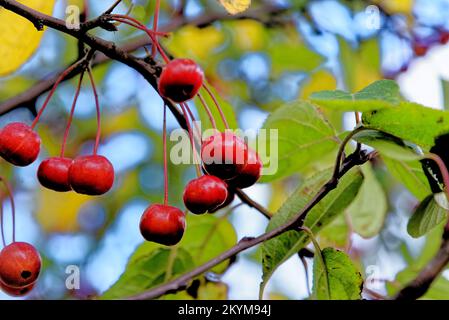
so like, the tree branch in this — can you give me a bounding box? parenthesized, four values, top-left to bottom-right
(0, 2, 287, 116)
(0, 0, 189, 128)
(126, 146, 375, 300)
(235, 188, 272, 219)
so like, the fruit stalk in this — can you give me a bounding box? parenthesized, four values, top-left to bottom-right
(60, 72, 85, 157)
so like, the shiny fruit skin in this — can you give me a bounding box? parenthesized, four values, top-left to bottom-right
(37, 157, 73, 192)
(158, 59, 204, 103)
(201, 132, 248, 180)
(227, 148, 262, 189)
(0, 242, 41, 288)
(183, 175, 228, 214)
(0, 281, 35, 297)
(209, 187, 235, 213)
(69, 155, 114, 196)
(139, 204, 186, 246)
(0, 122, 40, 166)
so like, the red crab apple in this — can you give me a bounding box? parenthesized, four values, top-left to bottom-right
(0, 242, 41, 289)
(158, 59, 204, 103)
(183, 175, 228, 214)
(139, 204, 186, 246)
(69, 155, 114, 195)
(0, 281, 35, 297)
(227, 148, 262, 189)
(0, 122, 40, 166)
(201, 132, 249, 180)
(209, 187, 235, 213)
(37, 157, 73, 192)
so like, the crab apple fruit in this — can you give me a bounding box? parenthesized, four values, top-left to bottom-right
(440, 31, 449, 44)
(227, 148, 262, 189)
(209, 188, 235, 213)
(413, 41, 429, 57)
(158, 59, 204, 103)
(37, 157, 73, 192)
(201, 132, 249, 180)
(183, 175, 228, 214)
(0, 122, 41, 166)
(0, 242, 41, 289)
(0, 281, 35, 297)
(69, 155, 114, 196)
(139, 204, 186, 246)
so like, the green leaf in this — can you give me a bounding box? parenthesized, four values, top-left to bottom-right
(382, 156, 431, 200)
(362, 102, 449, 150)
(260, 168, 364, 296)
(353, 129, 423, 161)
(319, 215, 349, 248)
(101, 214, 237, 299)
(311, 80, 400, 112)
(347, 164, 388, 238)
(407, 194, 448, 238)
(312, 248, 363, 300)
(259, 101, 339, 182)
(268, 43, 323, 76)
(339, 38, 381, 92)
(101, 246, 194, 299)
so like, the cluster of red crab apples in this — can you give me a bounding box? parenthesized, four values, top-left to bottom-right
(0, 59, 261, 255)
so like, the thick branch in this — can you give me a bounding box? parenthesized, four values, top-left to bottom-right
(0, 2, 287, 116)
(0, 0, 185, 127)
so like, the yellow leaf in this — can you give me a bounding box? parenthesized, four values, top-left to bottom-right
(218, 0, 251, 15)
(36, 189, 91, 233)
(300, 70, 337, 99)
(371, 0, 414, 14)
(230, 20, 266, 51)
(163, 25, 224, 61)
(0, 0, 55, 76)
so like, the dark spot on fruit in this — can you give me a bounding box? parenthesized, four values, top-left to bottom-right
(20, 287, 29, 294)
(437, 117, 444, 123)
(21, 271, 32, 279)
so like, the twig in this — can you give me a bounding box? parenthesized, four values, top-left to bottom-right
(235, 188, 272, 219)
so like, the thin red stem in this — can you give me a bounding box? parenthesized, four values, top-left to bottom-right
(87, 68, 101, 155)
(163, 104, 169, 205)
(111, 14, 170, 63)
(0, 179, 15, 244)
(180, 103, 201, 177)
(184, 103, 202, 143)
(112, 17, 168, 36)
(152, 0, 161, 57)
(60, 72, 85, 158)
(203, 84, 229, 129)
(197, 93, 217, 129)
(31, 61, 82, 129)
